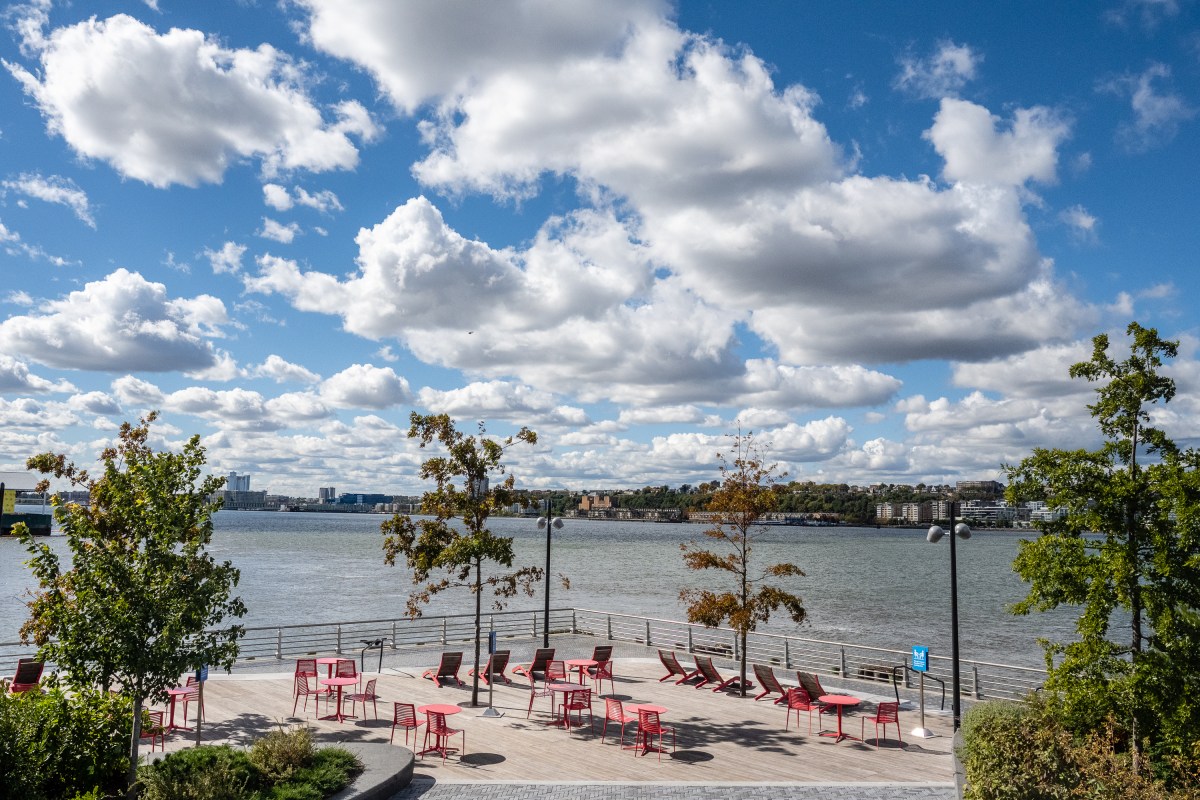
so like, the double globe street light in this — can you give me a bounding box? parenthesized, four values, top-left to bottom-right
(927, 503, 971, 732)
(536, 512, 564, 649)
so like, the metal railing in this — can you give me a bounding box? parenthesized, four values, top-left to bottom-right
(1, 606, 1044, 701)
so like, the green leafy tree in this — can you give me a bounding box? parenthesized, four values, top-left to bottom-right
(679, 431, 807, 696)
(17, 413, 246, 795)
(382, 413, 542, 706)
(1004, 323, 1200, 776)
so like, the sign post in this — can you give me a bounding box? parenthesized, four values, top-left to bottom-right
(481, 625, 503, 717)
(194, 666, 208, 746)
(911, 646, 934, 738)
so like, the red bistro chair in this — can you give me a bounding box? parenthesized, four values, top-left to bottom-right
(525, 668, 553, 718)
(862, 701, 903, 748)
(345, 677, 381, 720)
(601, 697, 636, 747)
(591, 660, 615, 696)
(546, 660, 567, 683)
(634, 708, 676, 761)
(390, 702, 423, 747)
(181, 675, 204, 723)
(560, 687, 594, 732)
(294, 658, 317, 697)
(422, 711, 464, 762)
(784, 686, 826, 733)
(293, 674, 321, 715)
(140, 709, 167, 752)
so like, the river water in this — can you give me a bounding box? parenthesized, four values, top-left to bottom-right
(0, 511, 1080, 669)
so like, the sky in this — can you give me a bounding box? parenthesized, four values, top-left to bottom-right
(1, 0, 1198, 498)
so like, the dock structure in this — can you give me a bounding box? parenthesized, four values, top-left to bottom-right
(154, 647, 958, 789)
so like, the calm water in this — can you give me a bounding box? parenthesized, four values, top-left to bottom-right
(0, 511, 1080, 668)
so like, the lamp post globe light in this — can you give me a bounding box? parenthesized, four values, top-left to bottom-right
(926, 503, 971, 732)
(536, 511, 564, 648)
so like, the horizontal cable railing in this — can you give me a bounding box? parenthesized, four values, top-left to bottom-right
(1, 606, 1044, 701)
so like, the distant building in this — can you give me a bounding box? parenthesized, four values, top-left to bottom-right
(579, 494, 613, 512)
(956, 480, 1004, 498)
(318, 487, 336, 503)
(336, 493, 393, 506)
(219, 490, 267, 510)
(900, 502, 932, 524)
(227, 471, 251, 491)
(875, 502, 900, 521)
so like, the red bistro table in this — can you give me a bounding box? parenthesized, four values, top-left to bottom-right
(165, 686, 193, 732)
(565, 658, 597, 684)
(416, 704, 463, 758)
(315, 657, 342, 696)
(545, 682, 589, 727)
(320, 677, 359, 723)
(625, 704, 669, 755)
(818, 694, 862, 743)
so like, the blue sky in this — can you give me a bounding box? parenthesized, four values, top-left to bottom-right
(1, 0, 1197, 497)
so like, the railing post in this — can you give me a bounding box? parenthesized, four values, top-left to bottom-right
(532, 612, 538, 638)
(571, 610, 577, 635)
(645, 620, 652, 646)
(973, 664, 980, 698)
(687, 626, 693, 653)
(784, 639, 790, 669)
(441, 618, 447, 646)
(839, 646, 847, 677)
(337, 625, 343, 654)
(391, 621, 397, 649)
(607, 615, 612, 641)
(275, 629, 282, 660)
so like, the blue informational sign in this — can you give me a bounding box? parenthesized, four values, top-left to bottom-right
(196, 665, 209, 683)
(912, 646, 929, 672)
(488, 631, 497, 654)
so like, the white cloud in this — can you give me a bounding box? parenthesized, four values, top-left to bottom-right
(417, 380, 589, 425)
(0, 355, 75, 394)
(6, 12, 376, 187)
(319, 363, 411, 409)
(2, 172, 95, 227)
(1099, 63, 1196, 152)
(894, 41, 981, 99)
(204, 241, 247, 275)
(263, 183, 343, 214)
(258, 218, 301, 243)
(0, 269, 228, 372)
(926, 99, 1071, 186)
(111, 375, 165, 408)
(250, 354, 321, 384)
(263, 183, 293, 211)
(618, 405, 707, 426)
(67, 390, 121, 415)
(1060, 205, 1098, 242)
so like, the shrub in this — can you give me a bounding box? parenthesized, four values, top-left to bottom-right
(960, 699, 1078, 800)
(248, 726, 314, 784)
(0, 685, 132, 800)
(137, 745, 257, 800)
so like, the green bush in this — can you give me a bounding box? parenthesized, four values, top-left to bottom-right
(137, 732, 361, 800)
(0, 685, 132, 800)
(248, 726, 313, 784)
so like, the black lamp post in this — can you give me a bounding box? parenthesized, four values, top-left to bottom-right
(927, 502, 971, 731)
(536, 507, 564, 648)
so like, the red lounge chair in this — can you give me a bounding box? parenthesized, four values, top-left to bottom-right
(693, 655, 752, 693)
(753, 664, 790, 703)
(422, 711, 464, 762)
(513, 647, 555, 680)
(468, 649, 511, 684)
(633, 709, 676, 761)
(8, 658, 43, 694)
(862, 700, 903, 748)
(390, 702, 423, 747)
(657, 650, 699, 684)
(422, 651, 464, 688)
(796, 670, 832, 713)
(601, 697, 636, 747)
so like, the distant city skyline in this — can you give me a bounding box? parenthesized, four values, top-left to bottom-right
(2, 1, 1198, 496)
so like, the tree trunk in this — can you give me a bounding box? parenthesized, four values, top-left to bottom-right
(127, 693, 143, 799)
(471, 559, 482, 707)
(1128, 424, 1142, 775)
(739, 629, 748, 698)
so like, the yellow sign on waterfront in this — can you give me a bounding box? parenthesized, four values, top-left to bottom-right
(2, 489, 14, 514)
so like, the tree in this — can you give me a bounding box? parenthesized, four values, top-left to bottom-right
(1004, 323, 1200, 776)
(17, 413, 246, 795)
(679, 431, 807, 697)
(382, 414, 542, 707)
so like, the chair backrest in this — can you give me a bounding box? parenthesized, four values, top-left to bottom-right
(754, 663, 783, 692)
(695, 655, 720, 681)
(658, 649, 684, 675)
(875, 700, 899, 723)
(12, 659, 43, 685)
(546, 660, 567, 681)
(566, 687, 591, 709)
(604, 696, 624, 721)
(427, 710, 451, 734)
(530, 648, 555, 672)
(438, 651, 463, 676)
(489, 650, 510, 672)
(591, 645, 613, 662)
(140, 710, 164, 735)
(594, 659, 613, 678)
(637, 708, 663, 733)
(392, 702, 417, 727)
(786, 686, 813, 710)
(336, 658, 358, 678)
(295, 674, 315, 694)
(796, 671, 825, 699)
(362, 678, 377, 697)
(185, 675, 199, 688)
(295, 658, 317, 677)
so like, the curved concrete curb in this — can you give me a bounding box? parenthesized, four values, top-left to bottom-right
(331, 742, 415, 800)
